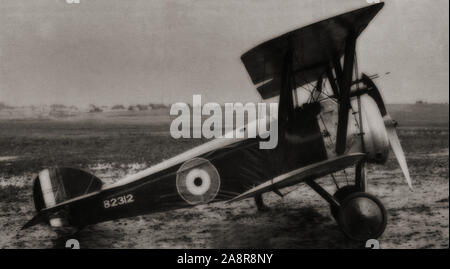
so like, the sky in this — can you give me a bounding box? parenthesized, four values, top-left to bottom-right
(0, 0, 448, 106)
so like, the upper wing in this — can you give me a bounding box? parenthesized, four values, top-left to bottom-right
(241, 3, 384, 99)
(226, 153, 365, 203)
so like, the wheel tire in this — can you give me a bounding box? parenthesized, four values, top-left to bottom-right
(337, 192, 387, 242)
(330, 185, 360, 220)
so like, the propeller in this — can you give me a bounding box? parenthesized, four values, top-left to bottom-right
(385, 118, 413, 189)
(361, 74, 413, 190)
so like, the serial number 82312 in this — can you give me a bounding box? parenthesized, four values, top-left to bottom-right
(103, 194, 134, 208)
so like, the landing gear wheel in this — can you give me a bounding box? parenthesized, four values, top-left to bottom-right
(337, 192, 387, 242)
(330, 185, 359, 220)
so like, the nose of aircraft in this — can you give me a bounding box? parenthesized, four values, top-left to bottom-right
(362, 73, 413, 190)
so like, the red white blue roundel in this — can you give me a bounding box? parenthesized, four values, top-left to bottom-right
(176, 158, 220, 205)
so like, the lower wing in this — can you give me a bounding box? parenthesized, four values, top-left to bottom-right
(226, 153, 365, 203)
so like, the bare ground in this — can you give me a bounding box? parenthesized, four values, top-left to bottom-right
(0, 137, 448, 249)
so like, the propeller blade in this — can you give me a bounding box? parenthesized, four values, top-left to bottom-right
(385, 120, 413, 190)
(361, 73, 413, 190)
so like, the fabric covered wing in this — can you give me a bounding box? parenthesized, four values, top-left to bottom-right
(241, 3, 384, 99)
(226, 153, 365, 203)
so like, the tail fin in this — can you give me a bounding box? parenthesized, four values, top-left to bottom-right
(25, 167, 103, 229)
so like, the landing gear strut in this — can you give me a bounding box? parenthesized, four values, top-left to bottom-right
(254, 194, 270, 212)
(307, 161, 387, 242)
(329, 161, 367, 220)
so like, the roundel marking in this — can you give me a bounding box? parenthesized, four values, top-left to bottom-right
(176, 158, 220, 205)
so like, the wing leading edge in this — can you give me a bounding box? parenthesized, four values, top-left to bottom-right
(226, 153, 365, 203)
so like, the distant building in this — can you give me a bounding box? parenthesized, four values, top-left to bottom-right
(128, 104, 149, 111)
(112, 104, 125, 110)
(88, 105, 103, 113)
(149, 103, 168, 110)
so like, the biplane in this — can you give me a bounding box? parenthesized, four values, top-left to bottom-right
(23, 3, 412, 242)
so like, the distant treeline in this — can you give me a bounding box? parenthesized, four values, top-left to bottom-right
(92, 103, 170, 112)
(123, 103, 169, 111)
(0, 102, 171, 112)
(1, 101, 448, 112)
(0, 102, 14, 110)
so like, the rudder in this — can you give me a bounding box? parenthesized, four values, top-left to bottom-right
(32, 167, 103, 227)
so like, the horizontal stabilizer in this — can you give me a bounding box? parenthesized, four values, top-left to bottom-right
(226, 153, 365, 204)
(22, 213, 47, 230)
(23, 188, 101, 230)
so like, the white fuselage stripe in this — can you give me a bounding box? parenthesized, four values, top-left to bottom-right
(39, 169, 63, 227)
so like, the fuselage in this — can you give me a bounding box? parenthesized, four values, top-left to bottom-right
(64, 92, 389, 227)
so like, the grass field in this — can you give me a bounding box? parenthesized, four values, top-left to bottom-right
(0, 104, 448, 248)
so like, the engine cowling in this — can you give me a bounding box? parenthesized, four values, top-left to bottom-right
(357, 94, 390, 164)
(319, 93, 389, 164)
